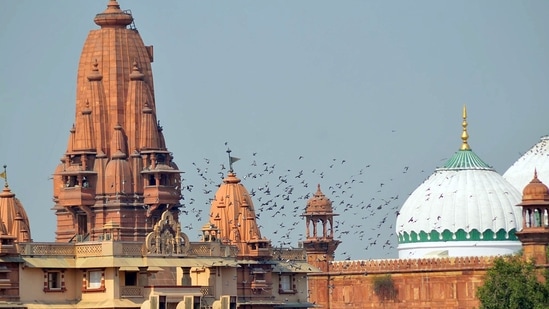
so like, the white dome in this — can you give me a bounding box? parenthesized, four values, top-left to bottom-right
(503, 135, 549, 193)
(396, 149, 523, 258)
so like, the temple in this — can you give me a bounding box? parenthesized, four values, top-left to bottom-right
(0, 2, 317, 308)
(52, 0, 182, 243)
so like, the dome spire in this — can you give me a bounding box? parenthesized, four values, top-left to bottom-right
(460, 105, 470, 150)
(442, 105, 492, 170)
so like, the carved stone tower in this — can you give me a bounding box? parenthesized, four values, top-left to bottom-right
(208, 156, 276, 299)
(53, 1, 181, 242)
(302, 185, 340, 272)
(0, 167, 32, 246)
(209, 168, 271, 260)
(516, 171, 549, 265)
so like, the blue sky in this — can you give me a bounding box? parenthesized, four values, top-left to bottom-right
(1, 1, 549, 259)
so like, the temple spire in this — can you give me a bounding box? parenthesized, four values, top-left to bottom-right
(74, 101, 95, 151)
(138, 102, 160, 150)
(460, 105, 470, 150)
(54, 1, 181, 242)
(87, 60, 108, 154)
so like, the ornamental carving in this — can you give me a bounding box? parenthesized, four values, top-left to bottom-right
(145, 211, 190, 256)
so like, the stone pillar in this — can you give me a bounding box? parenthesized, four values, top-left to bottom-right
(181, 267, 192, 286)
(138, 267, 149, 287)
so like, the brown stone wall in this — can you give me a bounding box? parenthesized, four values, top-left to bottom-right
(91, 205, 150, 241)
(308, 256, 494, 309)
(0, 262, 19, 301)
(54, 210, 77, 241)
(523, 243, 548, 265)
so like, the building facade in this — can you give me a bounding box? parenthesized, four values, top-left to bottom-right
(303, 109, 549, 308)
(0, 1, 317, 308)
(1, 1, 549, 309)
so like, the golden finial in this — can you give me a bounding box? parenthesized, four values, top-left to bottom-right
(460, 105, 470, 150)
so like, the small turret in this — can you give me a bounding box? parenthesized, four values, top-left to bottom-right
(516, 170, 549, 264)
(302, 185, 340, 271)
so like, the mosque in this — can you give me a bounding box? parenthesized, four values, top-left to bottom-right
(0, 1, 548, 308)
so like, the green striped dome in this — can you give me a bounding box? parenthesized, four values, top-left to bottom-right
(442, 149, 492, 170)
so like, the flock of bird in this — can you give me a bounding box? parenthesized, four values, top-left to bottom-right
(177, 150, 429, 260)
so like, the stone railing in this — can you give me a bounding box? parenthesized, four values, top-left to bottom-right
(187, 243, 238, 257)
(18, 242, 145, 257)
(187, 245, 306, 261)
(272, 248, 307, 261)
(200, 286, 213, 296)
(113, 242, 145, 257)
(20, 241, 240, 258)
(142, 286, 207, 299)
(188, 243, 214, 256)
(328, 256, 497, 274)
(121, 286, 143, 297)
(75, 243, 103, 257)
(18, 243, 75, 256)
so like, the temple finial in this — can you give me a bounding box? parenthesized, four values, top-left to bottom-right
(0, 165, 8, 188)
(460, 105, 470, 150)
(226, 148, 240, 173)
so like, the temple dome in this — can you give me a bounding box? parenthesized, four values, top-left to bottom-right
(521, 171, 549, 204)
(503, 135, 549, 193)
(396, 107, 522, 258)
(209, 170, 271, 259)
(0, 180, 32, 243)
(305, 185, 334, 214)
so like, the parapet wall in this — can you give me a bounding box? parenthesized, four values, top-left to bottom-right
(327, 256, 497, 274)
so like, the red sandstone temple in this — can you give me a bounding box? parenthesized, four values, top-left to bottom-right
(1, 1, 549, 309)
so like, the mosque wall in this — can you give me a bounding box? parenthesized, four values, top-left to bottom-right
(308, 256, 496, 309)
